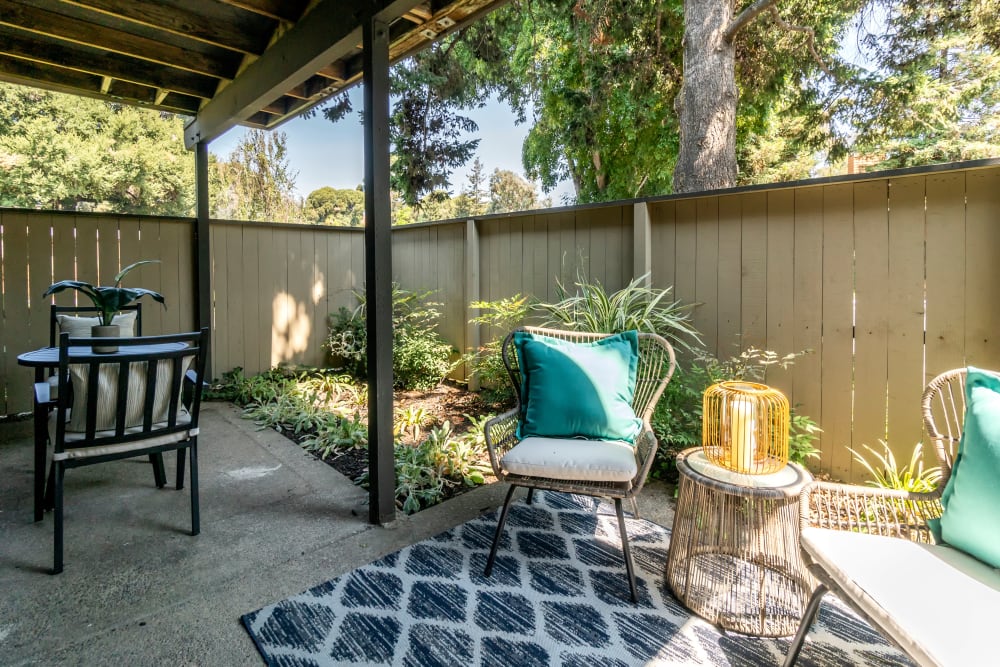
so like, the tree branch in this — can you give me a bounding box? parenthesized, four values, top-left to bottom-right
(724, 0, 781, 42)
(767, 6, 835, 78)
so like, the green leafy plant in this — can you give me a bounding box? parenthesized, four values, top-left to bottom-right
(42, 259, 166, 326)
(789, 412, 822, 465)
(300, 413, 367, 459)
(534, 271, 701, 351)
(206, 366, 296, 406)
(849, 441, 942, 492)
(358, 419, 492, 514)
(464, 294, 532, 404)
(394, 406, 431, 441)
(325, 285, 457, 390)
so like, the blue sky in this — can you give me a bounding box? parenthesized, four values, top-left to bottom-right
(209, 89, 576, 203)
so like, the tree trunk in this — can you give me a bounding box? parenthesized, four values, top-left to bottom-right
(672, 0, 738, 193)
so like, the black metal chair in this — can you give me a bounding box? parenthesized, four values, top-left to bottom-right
(38, 328, 208, 573)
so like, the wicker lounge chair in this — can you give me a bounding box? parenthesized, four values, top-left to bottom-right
(784, 368, 1000, 666)
(482, 326, 676, 602)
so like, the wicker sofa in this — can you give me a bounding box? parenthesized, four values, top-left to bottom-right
(784, 369, 1000, 667)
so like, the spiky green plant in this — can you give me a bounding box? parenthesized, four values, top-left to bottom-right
(849, 441, 942, 492)
(534, 271, 701, 351)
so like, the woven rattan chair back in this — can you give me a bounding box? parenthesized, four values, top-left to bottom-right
(921, 369, 969, 487)
(500, 326, 676, 427)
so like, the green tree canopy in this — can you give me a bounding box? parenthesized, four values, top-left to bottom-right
(211, 129, 301, 222)
(0, 83, 193, 214)
(304, 186, 364, 225)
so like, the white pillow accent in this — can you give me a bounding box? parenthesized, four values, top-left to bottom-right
(501, 436, 638, 482)
(56, 310, 136, 338)
(56, 311, 137, 338)
(801, 527, 1000, 667)
(67, 354, 194, 433)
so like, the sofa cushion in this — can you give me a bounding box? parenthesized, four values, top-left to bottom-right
(513, 330, 641, 443)
(801, 527, 1000, 667)
(501, 436, 638, 482)
(936, 367, 1000, 568)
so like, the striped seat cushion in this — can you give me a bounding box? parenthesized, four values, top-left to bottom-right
(67, 355, 193, 433)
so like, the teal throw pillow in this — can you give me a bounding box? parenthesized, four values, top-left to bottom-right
(513, 330, 642, 443)
(936, 367, 1000, 568)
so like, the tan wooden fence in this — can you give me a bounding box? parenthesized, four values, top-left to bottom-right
(2, 161, 999, 482)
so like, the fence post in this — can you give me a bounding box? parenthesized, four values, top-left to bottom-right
(633, 202, 652, 285)
(465, 218, 481, 391)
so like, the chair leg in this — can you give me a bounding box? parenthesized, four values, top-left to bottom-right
(525, 487, 534, 505)
(614, 498, 638, 603)
(782, 583, 828, 667)
(484, 485, 518, 577)
(630, 496, 641, 520)
(52, 462, 65, 574)
(33, 403, 47, 522)
(176, 448, 186, 490)
(150, 453, 166, 488)
(189, 441, 200, 536)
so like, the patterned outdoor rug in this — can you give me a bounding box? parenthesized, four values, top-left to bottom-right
(242, 491, 911, 666)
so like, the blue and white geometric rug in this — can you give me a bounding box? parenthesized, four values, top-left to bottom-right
(242, 491, 911, 666)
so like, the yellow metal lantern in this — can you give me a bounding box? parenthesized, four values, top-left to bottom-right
(702, 381, 789, 474)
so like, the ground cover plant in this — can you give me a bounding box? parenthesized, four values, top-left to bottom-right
(208, 366, 494, 514)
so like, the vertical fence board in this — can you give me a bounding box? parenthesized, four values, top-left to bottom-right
(740, 192, 767, 349)
(96, 217, 118, 284)
(75, 217, 99, 286)
(925, 173, 967, 380)
(158, 221, 185, 334)
(241, 226, 262, 375)
(765, 190, 795, 394)
(820, 184, 855, 479)
(964, 168, 1000, 369)
(138, 219, 164, 334)
(256, 225, 275, 373)
(26, 213, 51, 354)
(791, 186, 824, 439)
(695, 197, 719, 356)
(227, 225, 247, 370)
(3, 213, 31, 413)
(716, 196, 742, 356)
(649, 201, 676, 290)
(673, 200, 698, 312)
(118, 218, 142, 278)
(853, 180, 891, 467)
(210, 223, 228, 374)
(886, 176, 927, 453)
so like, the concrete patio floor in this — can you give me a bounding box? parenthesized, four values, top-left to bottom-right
(0, 401, 677, 665)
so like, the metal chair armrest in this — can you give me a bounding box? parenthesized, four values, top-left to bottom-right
(801, 481, 943, 543)
(484, 409, 519, 478)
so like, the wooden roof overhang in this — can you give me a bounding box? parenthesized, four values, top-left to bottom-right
(0, 0, 507, 148)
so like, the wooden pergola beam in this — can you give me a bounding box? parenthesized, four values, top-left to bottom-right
(0, 0, 240, 80)
(215, 0, 308, 23)
(56, 0, 276, 56)
(184, 0, 425, 147)
(0, 27, 217, 100)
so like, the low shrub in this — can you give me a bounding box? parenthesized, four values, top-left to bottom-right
(464, 294, 532, 404)
(849, 441, 942, 492)
(325, 285, 456, 390)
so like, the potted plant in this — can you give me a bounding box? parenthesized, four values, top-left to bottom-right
(43, 259, 166, 353)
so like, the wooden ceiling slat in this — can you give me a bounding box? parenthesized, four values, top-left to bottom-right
(0, 54, 200, 113)
(0, 27, 217, 99)
(0, 0, 240, 80)
(55, 0, 278, 56)
(216, 0, 308, 23)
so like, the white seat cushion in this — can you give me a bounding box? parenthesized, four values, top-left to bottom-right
(49, 409, 193, 461)
(500, 436, 638, 483)
(801, 527, 1000, 667)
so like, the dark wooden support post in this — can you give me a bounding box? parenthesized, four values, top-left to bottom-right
(194, 141, 212, 376)
(363, 17, 395, 526)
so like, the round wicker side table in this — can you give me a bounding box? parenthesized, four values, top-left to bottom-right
(665, 448, 814, 637)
